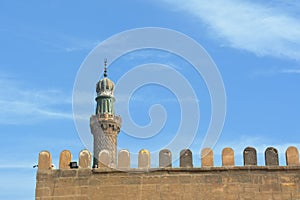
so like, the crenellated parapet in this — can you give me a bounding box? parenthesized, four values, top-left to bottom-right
(37, 146, 300, 171)
(36, 146, 300, 199)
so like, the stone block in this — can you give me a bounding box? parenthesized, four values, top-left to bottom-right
(142, 176, 160, 184)
(160, 175, 179, 184)
(53, 186, 79, 196)
(204, 174, 222, 184)
(265, 147, 279, 166)
(138, 149, 150, 169)
(201, 148, 214, 167)
(180, 149, 193, 167)
(121, 176, 142, 184)
(286, 146, 299, 166)
(140, 184, 157, 199)
(159, 149, 172, 168)
(35, 187, 50, 197)
(243, 147, 257, 166)
(125, 185, 140, 199)
(117, 149, 130, 169)
(179, 175, 192, 184)
(78, 169, 92, 177)
(98, 149, 111, 168)
(59, 150, 72, 169)
(281, 182, 297, 192)
(60, 170, 77, 177)
(79, 149, 92, 169)
(222, 147, 234, 166)
(192, 175, 206, 184)
(38, 151, 52, 170)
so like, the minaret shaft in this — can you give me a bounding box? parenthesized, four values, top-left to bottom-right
(90, 115, 121, 167)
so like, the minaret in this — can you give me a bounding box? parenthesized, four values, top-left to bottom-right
(90, 59, 122, 167)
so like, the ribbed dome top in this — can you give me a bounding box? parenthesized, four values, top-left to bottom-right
(96, 77, 115, 96)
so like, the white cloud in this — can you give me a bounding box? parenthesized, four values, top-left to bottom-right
(0, 74, 73, 125)
(280, 69, 300, 74)
(162, 0, 300, 60)
(4, 25, 99, 53)
(58, 35, 100, 53)
(38, 33, 100, 53)
(0, 163, 35, 169)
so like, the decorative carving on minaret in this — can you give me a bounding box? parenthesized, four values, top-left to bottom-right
(90, 60, 122, 167)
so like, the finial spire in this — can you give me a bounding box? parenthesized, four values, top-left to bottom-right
(104, 58, 108, 77)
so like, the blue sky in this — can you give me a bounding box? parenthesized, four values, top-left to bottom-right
(1, 0, 300, 199)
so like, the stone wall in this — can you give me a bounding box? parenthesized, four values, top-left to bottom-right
(36, 147, 300, 200)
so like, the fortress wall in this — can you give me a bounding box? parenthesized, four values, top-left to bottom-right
(36, 167, 300, 200)
(36, 147, 300, 199)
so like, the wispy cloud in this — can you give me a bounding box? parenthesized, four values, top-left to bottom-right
(280, 68, 300, 74)
(32, 32, 99, 53)
(162, 0, 300, 60)
(3, 24, 99, 53)
(49, 33, 100, 52)
(248, 66, 300, 77)
(0, 163, 35, 169)
(0, 73, 73, 125)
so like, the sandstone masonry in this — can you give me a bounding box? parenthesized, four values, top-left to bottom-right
(36, 147, 300, 200)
